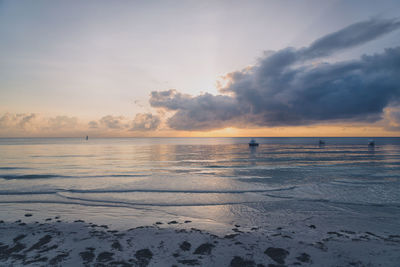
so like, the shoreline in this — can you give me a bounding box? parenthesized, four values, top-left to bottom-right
(1, 215, 399, 266)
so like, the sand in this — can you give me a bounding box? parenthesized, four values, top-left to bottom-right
(0, 215, 399, 266)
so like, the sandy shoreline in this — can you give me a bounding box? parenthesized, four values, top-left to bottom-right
(0, 215, 399, 266)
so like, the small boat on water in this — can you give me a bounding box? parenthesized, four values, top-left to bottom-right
(249, 139, 259, 147)
(368, 139, 375, 147)
(319, 139, 325, 145)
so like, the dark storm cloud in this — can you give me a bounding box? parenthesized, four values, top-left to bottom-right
(150, 90, 245, 130)
(149, 18, 400, 130)
(301, 18, 400, 59)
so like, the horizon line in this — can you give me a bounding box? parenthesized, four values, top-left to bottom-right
(0, 136, 399, 139)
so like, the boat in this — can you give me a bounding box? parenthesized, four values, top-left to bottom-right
(368, 139, 375, 147)
(249, 139, 259, 147)
(86, 136, 89, 141)
(319, 139, 325, 145)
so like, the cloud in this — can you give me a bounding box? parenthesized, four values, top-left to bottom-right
(382, 107, 400, 131)
(46, 116, 78, 130)
(131, 113, 160, 131)
(302, 18, 400, 59)
(99, 115, 130, 129)
(0, 112, 164, 137)
(150, 18, 400, 131)
(0, 113, 39, 130)
(0, 113, 80, 136)
(150, 90, 244, 130)
(17, 113, 38, 129)
(88, 120, 99, 129)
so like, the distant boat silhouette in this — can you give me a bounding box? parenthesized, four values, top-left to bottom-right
(319, 139, 325, 145)
(86, 136, 89, 140)
(249, 138, 259, 147)
(368, 139, 375, 147)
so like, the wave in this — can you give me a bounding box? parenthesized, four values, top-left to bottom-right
(0, 191, 57, 195)
(31, 154, 96, 158)
(57, 194, 259, 207)
(0, 173, 147, 180)
(0, 167, 30, 170)
(263, 193, 400, 208)
(0, 199, 141, 209)
(0, 174, 68, 180)
(0, 197, 259, 207)
(205, 165, 297, 170)
(91, 174, 147, 178)
(64, 187, 296, 194)
(304, 198, 400, 208)
(1, 195, 398, 209)
(0, 186, 297, 196)
(331, 179, 397, 186)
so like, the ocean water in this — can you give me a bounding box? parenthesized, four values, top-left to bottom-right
(1, 137, 399, 232)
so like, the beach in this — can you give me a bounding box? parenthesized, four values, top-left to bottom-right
(3, 1, 400, 264)
(1, 137, 400, 266)
(1, 212, 399, 266)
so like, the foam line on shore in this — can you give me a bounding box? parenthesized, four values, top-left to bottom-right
(0, 186, 297, 196)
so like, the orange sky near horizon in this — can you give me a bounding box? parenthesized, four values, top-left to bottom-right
(0, 116, 398, 138)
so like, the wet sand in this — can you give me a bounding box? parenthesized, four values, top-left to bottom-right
(1, 214, 399, 266)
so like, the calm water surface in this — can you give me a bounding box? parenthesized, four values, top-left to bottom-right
(1, 137, 399, 232)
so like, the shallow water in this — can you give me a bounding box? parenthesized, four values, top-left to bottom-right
(1, 137, 399, 232)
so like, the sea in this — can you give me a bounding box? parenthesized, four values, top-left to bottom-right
(1, 137, 399, 233)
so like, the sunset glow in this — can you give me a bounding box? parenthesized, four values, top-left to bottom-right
(1, 0, 400, 137)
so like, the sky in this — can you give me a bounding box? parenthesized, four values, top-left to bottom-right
(1, 0, 400, 137)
